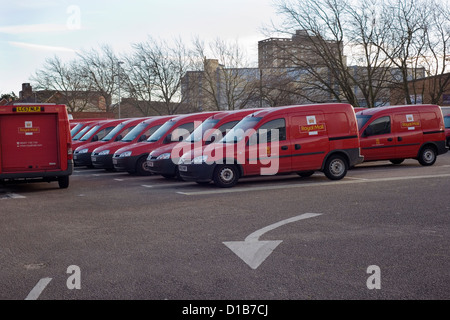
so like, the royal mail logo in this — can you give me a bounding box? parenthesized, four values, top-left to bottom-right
(18, 121, 40, 135)
(401, 121, 421, 128)
(300, 123, 326, 132)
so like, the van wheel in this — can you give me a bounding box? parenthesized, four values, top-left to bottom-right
(136, 156, 152, 176)
(390, 159, 404, 165)
(58, 176, 69, 189)
(213, 164, 239, 188)
(297, 171, 314, 177)
(324, 155, 347, 180)
(418, 146, 437, 166)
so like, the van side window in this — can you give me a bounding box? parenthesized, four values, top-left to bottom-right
(171, 122, 194, 142)
(249, 118, 286, 145)
(364, 116, 391, 136)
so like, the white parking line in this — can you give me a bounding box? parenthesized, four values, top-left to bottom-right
(0, 193, 26, 200)
(25, 277, 52, 300)
(177, 173, 450, 196)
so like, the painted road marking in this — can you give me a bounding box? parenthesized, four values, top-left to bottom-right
(0, 193, 26, 200)
(224, 213, 323, 269)
(25, 277, 52, 300)
(177, 173, 450, 196)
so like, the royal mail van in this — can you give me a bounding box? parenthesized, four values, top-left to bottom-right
(146, 109, 261, 179)
(73, 117, 144, 167)
(112, 112, 218, 175)
(72, 119, 123, 150)
(0, 104, 73, 188)
(178, 103, 363, 187)
(356, 105, 448, 166)
(91, 115, 174, 170)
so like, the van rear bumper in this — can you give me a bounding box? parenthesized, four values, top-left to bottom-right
(0, 160, 73, 180)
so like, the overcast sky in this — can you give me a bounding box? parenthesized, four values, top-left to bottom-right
(0, 0, 281, 96)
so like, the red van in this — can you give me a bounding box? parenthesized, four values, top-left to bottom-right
(91, 115, 174, 170)
(73, 117, 144, 167)
(71, 119, 123, 150)
(112, 112, 218, 175)
(356, 105, 448, 166)
(0, 104, 73, 188)
(178, 103, 363, 187)
(146, 109, 261, 179)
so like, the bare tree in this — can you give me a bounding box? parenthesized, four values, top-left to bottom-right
(77, 44, 120, 112)
(31, 56, 94, 112)
(129, 36, 193, 115)
(190, 37, 260, 110)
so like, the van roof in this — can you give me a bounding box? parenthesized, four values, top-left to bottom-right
(247, 103, 354, 118)
(357, 104, 441, 116)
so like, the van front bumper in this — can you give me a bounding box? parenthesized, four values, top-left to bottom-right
(73, 152, 92, 167)
(178, 163, 215, 182)
(92, 154, 114, 169)
(147, 158, 179, 176)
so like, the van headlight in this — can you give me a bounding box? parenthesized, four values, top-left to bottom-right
(156, 153, 171, 160)
(119, 151, 132, 157)
(77, 148, 89, 154)
(98, 150, 109, 156)
(192, 155, 208, 164)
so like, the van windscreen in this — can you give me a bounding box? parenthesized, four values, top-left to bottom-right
(356, 115, 372, 130)
(222, 117, 262, 143)
(147, 120, 175, 142)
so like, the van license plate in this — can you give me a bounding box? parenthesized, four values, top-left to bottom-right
(179, 165, 187, 172)
(148, 161, 154, 167)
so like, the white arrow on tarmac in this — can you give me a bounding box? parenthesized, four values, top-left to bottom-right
(223, 213, 322, 270)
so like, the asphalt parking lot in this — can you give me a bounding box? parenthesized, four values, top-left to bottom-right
(1, 153, 449, 303)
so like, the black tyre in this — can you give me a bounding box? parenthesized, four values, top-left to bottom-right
(418, 146, 437, 166)
(213, 164, 239, 188)
(58, 175, 69, 189)
(389, 159, 404, 165)
(323, 155, 347, 180)
(136, 156, 152, 176)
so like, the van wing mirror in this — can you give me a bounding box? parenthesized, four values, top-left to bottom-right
(115, 134, 122, 141)
(92, 135, 99, 142)
(138, 134, 146, 142)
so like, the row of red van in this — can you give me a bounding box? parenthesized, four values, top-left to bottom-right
(70, 103, 449, 188)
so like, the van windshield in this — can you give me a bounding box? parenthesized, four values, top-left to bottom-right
(71, 123, 84, 137)
(101, 123, 125, 141)
(147, 120, 175, 142)
(121, 122, 147, 142)
(73, 125, 93, 140)
(356, 115, 372, 130)
(80, 125, 101, 141)
(186, 119, 220, 143)
(222, 117, 262, 143)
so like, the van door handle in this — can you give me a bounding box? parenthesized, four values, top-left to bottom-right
(281, 145, 288, 150)
(398, 137, 403, 142)
(387, 138, 393, 142)
(295, 144, 301, 150)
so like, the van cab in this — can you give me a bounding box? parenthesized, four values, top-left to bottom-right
(146, 109, 261, 179)
(112, 112, 218, 175)
(356, 105, 448, 166)
(0, 104, 73, 188)
(73, 117, 144, 168)
(91, 116, 174, 170)
(178, 103, 363, 187)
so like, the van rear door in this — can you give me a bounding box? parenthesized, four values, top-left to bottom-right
(0, 113, 59, 172)
(393, 112, 422, 158)
(290, 112, 329, 171)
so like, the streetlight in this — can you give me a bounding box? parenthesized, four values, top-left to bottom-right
(117, 61, 124, 119)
